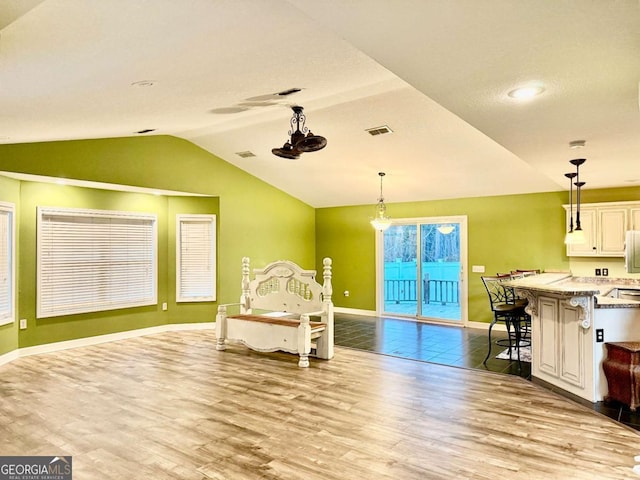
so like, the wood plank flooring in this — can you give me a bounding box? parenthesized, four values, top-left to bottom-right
(2, 330, 640, 479)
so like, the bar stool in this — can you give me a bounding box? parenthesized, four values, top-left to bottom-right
(481, 275, 528, 365)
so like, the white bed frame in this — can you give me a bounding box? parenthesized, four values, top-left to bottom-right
(215, 257, 334, 367)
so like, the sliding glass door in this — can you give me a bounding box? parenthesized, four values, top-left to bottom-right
(377, 216, 467, 324)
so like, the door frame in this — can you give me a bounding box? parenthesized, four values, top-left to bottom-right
(375, 215, 468, 326)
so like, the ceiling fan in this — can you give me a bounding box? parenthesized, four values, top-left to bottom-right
(272, 106, 327, 159)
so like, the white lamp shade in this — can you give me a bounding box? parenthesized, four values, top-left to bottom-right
(371, 217, 392, 231)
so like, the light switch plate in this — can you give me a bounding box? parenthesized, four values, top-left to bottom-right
(472, 265, 485, 273)
(19, 319, 27, 330)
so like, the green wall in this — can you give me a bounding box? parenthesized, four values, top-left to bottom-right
(0, 135, 315, 350)
(317, 186, 640, 324)
(18, 182, 174, 347)
(0, 176, 20, 356)
(317, 191, 571, 324)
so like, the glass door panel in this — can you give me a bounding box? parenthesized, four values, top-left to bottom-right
(382, 224, 418, 316)
(420, 223, 461, 322)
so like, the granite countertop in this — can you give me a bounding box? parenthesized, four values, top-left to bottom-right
(505, 273, 640, 309)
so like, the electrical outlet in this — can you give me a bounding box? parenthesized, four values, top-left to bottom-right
(595, 268, 601, 276)
(596, 328, 604, 342)
(602, 268, 609, 277)
(162, 302, 168, 311)
(19, 319, 27, 330)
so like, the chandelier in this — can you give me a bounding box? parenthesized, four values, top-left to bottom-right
(272, 106, 327, 159)
(370, 172, 392, 231)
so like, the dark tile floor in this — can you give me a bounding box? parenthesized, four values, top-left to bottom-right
(334, 312, 640, 431)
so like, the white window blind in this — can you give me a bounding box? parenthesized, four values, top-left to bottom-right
(0, 203, 15, 326)
(37, 207, 157, 318)
(176, 214, 216, 302)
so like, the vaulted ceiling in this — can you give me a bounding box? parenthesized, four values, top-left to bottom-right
(1, 0, 639, 207)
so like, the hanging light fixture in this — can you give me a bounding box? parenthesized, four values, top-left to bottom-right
(437, 224, 455, 235)
(272, 106, 327, 159)
(565, 158, 586, 244)
(370, 172, 392, 231)
(564, 171, 577, 244)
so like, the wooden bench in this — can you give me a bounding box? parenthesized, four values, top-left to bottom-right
(215, 257, 334, 367)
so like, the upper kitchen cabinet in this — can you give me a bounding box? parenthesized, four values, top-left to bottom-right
(564, 202, 638, 257)
(630, 208, 640, 231)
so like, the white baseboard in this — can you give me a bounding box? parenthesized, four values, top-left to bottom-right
(0, 349, 19, 368)
(17, 322, 216, 359)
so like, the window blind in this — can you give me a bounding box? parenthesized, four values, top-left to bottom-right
(37, 207, 157, 318)
(176, 214, 216, 302)
(0, 203, 14, 325)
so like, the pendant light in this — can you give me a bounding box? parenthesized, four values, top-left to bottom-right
(564, 172, 577, 244)
(571, 158, 586, 244)
(565, 158, 586, 245)
(370, 172, 392, 231)
(437, 225, 455, 235)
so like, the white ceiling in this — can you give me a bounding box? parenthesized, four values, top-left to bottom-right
(1, 0, 639, 207)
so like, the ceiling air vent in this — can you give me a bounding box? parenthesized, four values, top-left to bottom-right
(235, 151, 256, 158)
(366, 125, 393, 136)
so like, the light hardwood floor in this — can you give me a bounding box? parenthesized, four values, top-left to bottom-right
(2, 330, 640, 479)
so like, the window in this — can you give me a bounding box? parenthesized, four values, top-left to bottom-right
(37, 207, 157, 318)
(176, 214, 216, 302)
(0, 202, 15, 326)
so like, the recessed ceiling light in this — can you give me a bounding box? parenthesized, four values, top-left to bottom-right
(508, 85, 545, 100)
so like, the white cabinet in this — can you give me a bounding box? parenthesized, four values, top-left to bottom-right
(534, 295, 591, 399)
(598, 208, 627, 256)
(630, 208, 640, 230)
(564, 202, 636, 257)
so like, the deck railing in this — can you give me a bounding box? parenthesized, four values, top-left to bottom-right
(384, 277, 459, 305)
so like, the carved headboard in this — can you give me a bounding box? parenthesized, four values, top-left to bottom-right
(240, 257, 331, 315)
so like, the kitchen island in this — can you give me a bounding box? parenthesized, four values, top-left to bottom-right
(505, 273, 640, 403)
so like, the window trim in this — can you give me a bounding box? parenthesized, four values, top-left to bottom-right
(0, 202, 15, 327)
(176, 214, 217, 303)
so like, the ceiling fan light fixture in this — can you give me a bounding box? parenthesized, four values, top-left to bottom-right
(296, 132, 328, 152)
(271, 141, 301, 160)
(272, 106, 326, 158)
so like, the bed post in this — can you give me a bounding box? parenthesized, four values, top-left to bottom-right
(240, 256, 251, 314)
(215, 305, 227, 351)
(316, 257, 334, 359)
(298, 314, 311, 367)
